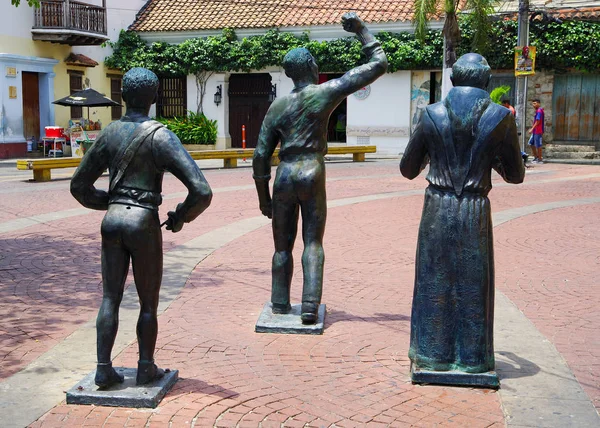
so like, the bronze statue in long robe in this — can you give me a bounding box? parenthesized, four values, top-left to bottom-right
(400, 53, 525, 387)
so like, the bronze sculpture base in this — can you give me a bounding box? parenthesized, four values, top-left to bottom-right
(411, 364, 499, 389)
(255, 302, 326, 335)
(66, 367, 178, 408)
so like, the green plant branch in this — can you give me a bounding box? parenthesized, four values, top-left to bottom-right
(105, 20, 600, 77)
(11, 0, 40, 7)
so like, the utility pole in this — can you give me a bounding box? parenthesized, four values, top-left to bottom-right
(515, 0, 530, 152)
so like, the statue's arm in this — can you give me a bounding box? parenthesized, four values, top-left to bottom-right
(493, 115, 525, 184)
(70, 132, 110, 210)
(154, 129, 213, 232)
(322, 13, 388, 104)
(400, 115, 429, 179)
(252, 109, 279, 219)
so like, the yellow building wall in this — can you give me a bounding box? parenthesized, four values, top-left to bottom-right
(2, 34, 116, 132)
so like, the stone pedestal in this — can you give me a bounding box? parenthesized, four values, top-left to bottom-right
(411, 365, 499, 389)
(66, 367, 178, 408)
(255, 302, 326, 335)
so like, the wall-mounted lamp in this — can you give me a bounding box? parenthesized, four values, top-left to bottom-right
(268, 84, 277, 102)
(214, 84, 222, 106)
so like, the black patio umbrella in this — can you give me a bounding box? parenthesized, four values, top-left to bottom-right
(53, 88, 122, 147)
(53, 88, 121, 108)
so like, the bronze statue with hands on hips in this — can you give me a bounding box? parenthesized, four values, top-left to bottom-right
(71, 67, 212, 388)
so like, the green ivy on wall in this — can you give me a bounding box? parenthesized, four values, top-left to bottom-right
(105, 19, 600, 77)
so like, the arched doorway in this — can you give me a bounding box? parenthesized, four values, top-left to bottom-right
(228, 73, 273, 148)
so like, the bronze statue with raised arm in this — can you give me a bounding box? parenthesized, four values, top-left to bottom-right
(400, 54, 525, 388)
(253, 13, 387, 324)
(71, 68, 212, 388)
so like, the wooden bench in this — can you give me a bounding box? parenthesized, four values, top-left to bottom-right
(187, 149, 259, 168)
(17, 145, 377, 181)
(327, 145, 376, 162)
(17, 158, 82, 182)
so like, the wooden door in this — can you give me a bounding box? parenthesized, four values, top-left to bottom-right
(229, 74, 272, 148)
(553, 74, 600, 141)
(22, 72, 40, 140)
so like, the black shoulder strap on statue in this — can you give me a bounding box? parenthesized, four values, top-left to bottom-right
(110, 120, 164, 192)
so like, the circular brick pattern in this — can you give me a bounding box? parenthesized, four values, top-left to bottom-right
(1, 161, 598, 426)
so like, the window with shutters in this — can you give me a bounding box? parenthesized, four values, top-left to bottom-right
(156, 77, 187, 118)
(68, 71, 83, 119)
(109, 76, 123, 120)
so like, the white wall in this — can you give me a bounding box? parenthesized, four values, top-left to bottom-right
(273, 71, 294, 98)
(0, 2, 35, 39)
(347, 71, 411, 155)
(188, 73, 230, 148)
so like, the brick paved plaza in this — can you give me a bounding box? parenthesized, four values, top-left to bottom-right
(0, 158, 599, 427)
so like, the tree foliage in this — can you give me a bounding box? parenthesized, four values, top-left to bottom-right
(104, 20, 600, 77)
(413, 0, 496, 53)
(533, 20, 600, 72)
(11, 0, 40, 6)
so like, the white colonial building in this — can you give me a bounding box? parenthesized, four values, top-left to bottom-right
(128, 0, 445, 155)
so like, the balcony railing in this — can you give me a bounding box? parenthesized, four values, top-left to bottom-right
(32, 0, 108, 45)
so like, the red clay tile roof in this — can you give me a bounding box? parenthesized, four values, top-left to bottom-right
(549, 6, 600, 21)
(129, 0, 423, 32)
(64, 53, 99, 67)
(498, 6, 600, 23)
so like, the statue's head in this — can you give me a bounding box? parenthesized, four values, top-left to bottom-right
(122, 67, 159, 109)
(282, 48, 318, 85)
(450, 53, 491, 90)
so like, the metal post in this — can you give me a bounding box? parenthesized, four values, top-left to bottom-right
(242, 125, 246, 161)
(515, 0, 530, 152)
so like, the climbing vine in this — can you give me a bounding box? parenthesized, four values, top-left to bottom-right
(105, 20, 600, 77)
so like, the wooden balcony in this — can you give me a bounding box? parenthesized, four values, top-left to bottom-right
(32, 0, 109, 46)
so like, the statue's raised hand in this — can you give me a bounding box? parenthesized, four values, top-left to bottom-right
(342, 12, 365, 34)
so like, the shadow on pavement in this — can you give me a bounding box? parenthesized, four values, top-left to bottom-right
(325, 308, 410, 331)
(167, 377, 239, 399)
(0, 232, 106, 380)
(496, 350, 541, 380)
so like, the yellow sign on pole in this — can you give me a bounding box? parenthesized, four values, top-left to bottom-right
(515, 46, 536, 76)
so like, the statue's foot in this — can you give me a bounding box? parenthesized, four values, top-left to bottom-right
(136, 360, 165, 385)
(95, 362, 124, 389)
(301, 302, 318, 324)
(272, 302, 291, 314)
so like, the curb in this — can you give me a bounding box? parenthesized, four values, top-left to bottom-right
(544, 159, 600, 165)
